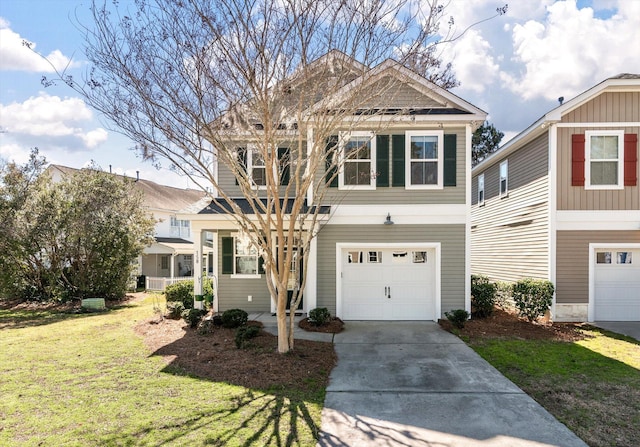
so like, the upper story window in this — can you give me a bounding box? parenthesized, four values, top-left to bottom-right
(339, 132, 376, 190)
(237, 146, 290, 189)
(477, 173, 485, 205)
(585, 130, 624, 190)
(250, 149, 266, 188)
(405, 131, 443, 189)
(170, 217, 190, 239)
(499, 160, 508, 197)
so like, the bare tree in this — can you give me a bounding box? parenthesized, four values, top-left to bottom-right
(37, 0, 506, 353)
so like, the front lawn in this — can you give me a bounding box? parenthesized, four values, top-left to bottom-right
(451, 312, 640, 447)
(0, 295, 331, 446)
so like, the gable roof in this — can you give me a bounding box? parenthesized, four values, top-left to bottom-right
(473, 73, 640, 173)
(46, 164, 206, 213)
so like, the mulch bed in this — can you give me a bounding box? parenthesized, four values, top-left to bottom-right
(298, 317, 344, 333)
(134, 316, 337, 393)
(438, 308, 587, 342)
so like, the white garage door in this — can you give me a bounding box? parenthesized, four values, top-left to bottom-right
(341, 247, 437, 320)
(593, 247, 640, 321)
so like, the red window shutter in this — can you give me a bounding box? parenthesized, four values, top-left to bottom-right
(624, 134, 638, 186)
(571, 134, 585, 186)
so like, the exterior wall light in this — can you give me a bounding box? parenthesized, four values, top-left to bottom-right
(384, 213, 394, 225)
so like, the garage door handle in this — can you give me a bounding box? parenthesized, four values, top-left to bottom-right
(385, 286, 391, 299)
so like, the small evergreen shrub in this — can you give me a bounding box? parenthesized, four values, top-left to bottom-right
(221, 308, 248, 328)
(235, 325, 260, 349)
(471, 275, 497, 318)
(182, 308, 206, 328)
(308, 307, 331, 326)
(166, 301, 185, 319)
(165, 281, 194, 309)
(494, 281, 513, 309)
(512, 278, 554, 322)
(444, 309, 469, 329)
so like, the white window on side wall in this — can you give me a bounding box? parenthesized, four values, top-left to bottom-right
(585, 130, 624, 190)
(339, 132, 376, 190)
(405, 130, 443, 189)
(234, 234, 259, 275)
(499, 160, 508, 197)
(478, 173, 485, 205)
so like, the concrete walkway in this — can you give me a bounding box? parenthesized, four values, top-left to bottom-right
(318, 322, 587, 447)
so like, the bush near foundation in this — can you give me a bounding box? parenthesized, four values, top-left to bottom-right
(512, 279, 554, 322)
(471, 275, 497, 318)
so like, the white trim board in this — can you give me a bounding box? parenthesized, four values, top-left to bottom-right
(328, 204, 466, 225)
(556, 211, 640, 231)
(335, 242, 441, 321)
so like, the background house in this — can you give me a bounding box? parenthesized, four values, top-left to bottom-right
(47, 165, 210, 289)
(183, 53, 486, 320)
(471, 74, 639, 322)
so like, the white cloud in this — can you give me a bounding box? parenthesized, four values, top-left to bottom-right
(0, 142, 31, 164)
(0, 17, 77, 72)
(0, 92, 108, 151)
(500, 0, 640, 101)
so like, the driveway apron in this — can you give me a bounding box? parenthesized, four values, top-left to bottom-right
(318, 322, 587, 447)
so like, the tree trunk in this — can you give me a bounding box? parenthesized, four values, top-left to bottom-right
(276, 288, 291, 353)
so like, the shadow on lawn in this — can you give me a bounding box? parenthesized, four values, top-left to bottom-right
(134, 319, 333, 446)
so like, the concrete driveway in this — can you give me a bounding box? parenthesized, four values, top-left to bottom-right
(594, 321, 640, 341)
(318, 322, 587, 447)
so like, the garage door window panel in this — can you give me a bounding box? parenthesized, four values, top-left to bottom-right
(617, 252, 632, 264)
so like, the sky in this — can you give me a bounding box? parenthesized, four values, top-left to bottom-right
(1, 0, 639, 188)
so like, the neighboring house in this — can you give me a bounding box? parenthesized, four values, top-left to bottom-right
(182, 52, 487, 320)
(471, 74, 640, 322)
(46, 165, 209, 283)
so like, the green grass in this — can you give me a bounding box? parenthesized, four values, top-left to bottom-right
(469, 327, 640, 447)
(0, 296, 323, 446)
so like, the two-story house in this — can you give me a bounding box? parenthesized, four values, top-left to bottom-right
(471, 74, 639, 322)
(183, 52, 486, 320)
(47, 164, 209, 285)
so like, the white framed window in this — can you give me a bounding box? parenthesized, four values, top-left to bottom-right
(170, 216, 191, 238)
(367, 251, 382, 263)
(412, 251, 427, 263)
(499, 160, 508, 197)
(405, 130, 443, 189)
(478, 173, 485, 205)
(617, 252, 632, 264)
(233, 234, 259, 276)
(348, 251, 363, 263)
(585, 130, 624, 190)
(596, 251, 612, 264)
(339, 132, 376, 190)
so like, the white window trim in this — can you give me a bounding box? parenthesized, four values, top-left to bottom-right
(338, 131, 376, 190)
(499, 160, 508, 198)
(229, 233, 262, 279)
(245, 145, 279, 191)
(405, 130, 444, 190)
(477, 173, 485, 206)
(585, 130, 625, 190)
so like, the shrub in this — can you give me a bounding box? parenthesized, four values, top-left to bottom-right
(165, 281, 194, 309)
(471, 275, 497, 318)
(197, 317, 216, 335)
(494, 281, 513, 309)
(308, 307, 331, 326)
(512, 278, 554, 322)
(234, 325, 260, 349)
(444, 309, 469, 329)
(182, 308, 206, 328)
(221, 308, 248, 328)
(166, 301, 185, 319)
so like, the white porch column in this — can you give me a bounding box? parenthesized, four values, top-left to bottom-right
(193, 228, 203, 309)
(170, 253, 175, 279)
(304, 224, 318, 313)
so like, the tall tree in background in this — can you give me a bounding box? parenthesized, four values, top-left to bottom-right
(0, 150, 155, 302)
(38, 0, 507, 352)
(472, 121, 504, 166)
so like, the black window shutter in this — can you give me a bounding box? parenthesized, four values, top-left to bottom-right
(221, 237, 234, 274)
(325, 136, 339, 187)
(376, 135, 390, 187)
(258, 255, 265, 274)
(443, 134, 457, 187)
(391, 134, 405, 187)
(278, 147, 290, 185)
(235, 147, 247, 186)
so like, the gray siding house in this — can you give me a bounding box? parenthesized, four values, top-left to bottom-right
(471, 75, 640, 322)
(184, 52, 486, 321)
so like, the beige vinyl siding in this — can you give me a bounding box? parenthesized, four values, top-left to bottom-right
(316, 224, 465, 317)
(216, 230, 272, 312)
(556, 126, 640, 210)
(320, 127, 467, 205)
(471, 134, 549, 282)
(561, 92, 640, 123)
(355, 77, 446, 109)
(556, 230, 640, 304)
